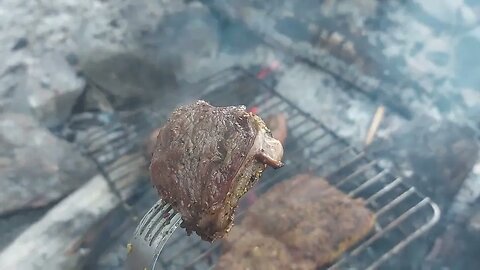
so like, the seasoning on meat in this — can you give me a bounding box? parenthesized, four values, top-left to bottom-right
(216, 175, 375, 269)
(215, 227, 297, 270)
(150, 100, 284, 242)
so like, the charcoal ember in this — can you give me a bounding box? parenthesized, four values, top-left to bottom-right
(150, 100, 284, 241)
(0, 113, 97, 215)
(368, 115, 479, 210)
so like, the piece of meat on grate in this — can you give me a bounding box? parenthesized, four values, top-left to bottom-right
(216, 226, 315, 270)
(150, 100, 284, 242)
(217, 174, 375, 269)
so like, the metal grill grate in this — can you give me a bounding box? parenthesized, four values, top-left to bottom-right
(155, 68, 440, 270)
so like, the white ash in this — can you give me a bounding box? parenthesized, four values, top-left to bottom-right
(275, 63, 376, 147)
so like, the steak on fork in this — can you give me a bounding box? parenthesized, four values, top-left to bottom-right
(150, 100, 284, 241)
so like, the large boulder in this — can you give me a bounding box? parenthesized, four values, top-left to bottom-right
(0, 113, 97, 215)
(0, 0, 146, 126)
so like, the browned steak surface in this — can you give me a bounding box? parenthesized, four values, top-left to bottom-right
(150, 100, 283, 241)
(218, 175, 375, 268)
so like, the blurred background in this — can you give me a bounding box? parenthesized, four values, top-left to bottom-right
(0, 0, 479, 269)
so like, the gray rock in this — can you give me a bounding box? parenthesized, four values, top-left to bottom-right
(81, 52, 179, 109)
(1, 53, 85, 127)
(0, 113, 97, 215)
(0, 0, 152, 125)
(24, 53, 85, 127)
(140, 4, 219, 62)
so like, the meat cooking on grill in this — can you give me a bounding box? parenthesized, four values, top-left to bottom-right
(216, 175, 375, 269)
(150, 100, 284, 241)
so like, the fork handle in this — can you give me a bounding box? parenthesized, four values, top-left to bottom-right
(125, 220, 181, 270)
(125, 236, 157, 270)
(125, 200, 182, 270)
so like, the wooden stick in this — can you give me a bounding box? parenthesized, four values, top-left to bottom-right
(0, 153, 145, 270)
(365, 106, 385, 146)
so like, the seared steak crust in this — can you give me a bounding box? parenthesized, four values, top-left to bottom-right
(217, 175, 375, 268)
(150, 100, 283, 241)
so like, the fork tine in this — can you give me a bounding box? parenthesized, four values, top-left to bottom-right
(136, 200, 168, 235)
(126, 200, 181, 270)
(145, 206, 175, 244)
(134, 199, 162, 235)
(143, 204, 173, 240)
(150, 213, 182, 247)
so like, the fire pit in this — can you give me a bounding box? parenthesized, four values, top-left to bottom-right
(82, 67, 440, 269)
(4, 1, 479, 269)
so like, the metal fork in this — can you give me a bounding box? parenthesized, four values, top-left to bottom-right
(125, 199, 182, 270)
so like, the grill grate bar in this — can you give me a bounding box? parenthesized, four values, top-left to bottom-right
(266, 102, 291, 115)
(288, 125, 320, 142)
(311, 140, 353, 165)
(105, 154, 145, 174)
(348, 169, 388, 196)
(88, 130, 127, 153)
(257, 98, 283, 113)
(87, 123, 124, 142)
(332, 160, 377, 187)
(351, 198, 432, 256)
(156, 68, 440, 270)
(366, 177, 403, 204)
(283, 117, 309, 131)
(365, 202, 441, 270)
(255, 143, 354, 193)
(89, 131, 136, 156)
(315, 148, 362, 175)
(376, 187, 415, 217)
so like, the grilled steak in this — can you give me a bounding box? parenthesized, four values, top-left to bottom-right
(150, 100, 284, 241)
(217, 175, 375, 269)
(216, 227, 296, 270)
(217, 226, 316, 270)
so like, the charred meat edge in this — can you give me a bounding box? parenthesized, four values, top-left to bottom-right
(194, 113, 284, 241)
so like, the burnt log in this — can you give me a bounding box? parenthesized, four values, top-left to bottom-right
(0, 153, 146, 270)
